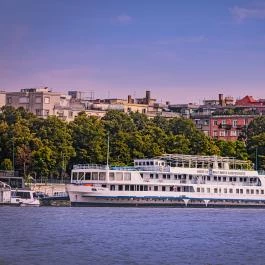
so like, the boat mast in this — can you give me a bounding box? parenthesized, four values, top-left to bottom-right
(106, 132, 110, 169)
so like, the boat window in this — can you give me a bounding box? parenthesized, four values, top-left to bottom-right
(261, 190, 264, 194)
(110, 185, 115, 191)
(143, 162, 146, 165)
(118, 185, 123, 191)
(163, 174, 166, 179)
(239, 178, 243, 182)
(207, 188, 210, 193)
(229, 177, 233, 182)
(139, 162, 142, 165)
(240, 189, 243, 194)
(99, 172, 106, 181)
(167, 175, 171, 179)
(140, 185, 143, 191)
(189, 175, 192, 180)
(155, 162, 158, 165)
(236, 189, 239, 194)
(174, 175, 178, 179)
(109, 172, 115, 181)
(78, 172, 85, 180)
(154, 186, 158, 191)
(150, 161, 154, 165)
(256, 190, 259, 194)
(150, 174, 153, 179)
(207, 176, 210, 181)
(162, 186, 166, 191)
(251, 190, 254, 194)
(85, 172, 91, 180)
(233, 177, 236, 182)
(146, 161, 149, 166)
(136, 185, 140, 191)
(219, 188, 221, 193)
(170, 186, 174, 192)
(130, 185, 135, 191)
(214, 188, 218, 193)
(125, 185, 129, 191)
(214, 177, 217, 181)
(229, 189, 233, 193)
(156, 174, 159, 179)
(124, 173, 131, 181)
(102, 184, 107, 188)
(72, 172, 78, 180)
(135, 162, 138, 166)
(92, 172, 98, 180)
(197, 187, 200, 192)
(176, 187, 181, 192)
(115, 172, 123, 181)
(223, 177, 226, 182)
(144, 186, 148, 191)
(201, 188, 205, 193)
(246, 189, 250, 194)
(16, 192, 31, 199)
(224, 188, 227, 193)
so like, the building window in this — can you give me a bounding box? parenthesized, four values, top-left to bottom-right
(36, 109, 42, 116)
(230, 130, 237, 137)
(232, 120, 237, 127)
(35, 97, 42, 103)
(19, 97, 29, 103)
(44, 97, 50, 104)
(213, 120, 218, 126)
(221, 120, 226, 125)
(213, 130, 218, 137)
(68, 111, 73, 118)
(219, 130, 226, 136)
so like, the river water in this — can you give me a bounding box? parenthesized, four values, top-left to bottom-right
(0, 207, 265, 265)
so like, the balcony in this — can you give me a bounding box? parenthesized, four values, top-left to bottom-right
(218, 124, 232, 130)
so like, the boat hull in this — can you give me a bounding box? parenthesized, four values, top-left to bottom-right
(69, 196, 265, 208)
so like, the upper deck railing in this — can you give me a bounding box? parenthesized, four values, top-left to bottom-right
(73, 164, 137, 171)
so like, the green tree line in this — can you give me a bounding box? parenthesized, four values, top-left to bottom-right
(0, 106, 264, 180)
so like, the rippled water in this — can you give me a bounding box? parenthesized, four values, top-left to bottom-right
(0, 207, 265, 265)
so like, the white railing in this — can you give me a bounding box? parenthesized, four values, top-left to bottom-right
(73, 164, 108, 170)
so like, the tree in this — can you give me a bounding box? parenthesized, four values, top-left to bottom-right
(0, 159, 12, 170)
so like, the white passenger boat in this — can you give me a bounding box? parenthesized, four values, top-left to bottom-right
(10, 189, 40, 206)
(0, 171, 40, 206)
(66, 154, 265, 207)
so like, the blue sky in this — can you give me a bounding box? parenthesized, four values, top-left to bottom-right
(0, 0, 265, 103)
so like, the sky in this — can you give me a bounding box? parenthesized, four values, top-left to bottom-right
(0, 0, 265, 103)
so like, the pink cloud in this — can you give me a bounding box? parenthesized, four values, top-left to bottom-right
(230, 5, 265, 22)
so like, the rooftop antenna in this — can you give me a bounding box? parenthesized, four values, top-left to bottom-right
(106, 132, 110, 169)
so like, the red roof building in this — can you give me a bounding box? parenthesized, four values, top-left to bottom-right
(235, 95, 263, 106)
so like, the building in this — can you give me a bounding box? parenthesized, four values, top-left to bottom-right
(6, 87, 62, 118)
(203, 94, 234, 106)
(0, 91, 6, 108)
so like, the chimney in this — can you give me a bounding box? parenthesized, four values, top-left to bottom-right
(128, 95, 132, 104)
(146, 90, 151, 104)
(219, 93, 224, 106)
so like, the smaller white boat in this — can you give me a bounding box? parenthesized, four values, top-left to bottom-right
(11, 189, 40, 207)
